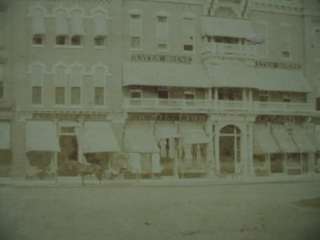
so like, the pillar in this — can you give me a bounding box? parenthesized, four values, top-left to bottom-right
(214, 88, 218, 110)
(214, 124, 220, 175)
(206, 120, 214, 176)
(11, 118, 28, 177)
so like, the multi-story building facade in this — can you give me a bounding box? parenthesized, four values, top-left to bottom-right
(0, 0, 319, 179)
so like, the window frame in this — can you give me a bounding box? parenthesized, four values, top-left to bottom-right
(55, 86, 66, 105)
(94, 86, 105, 106)
(31, 86, 43, 105)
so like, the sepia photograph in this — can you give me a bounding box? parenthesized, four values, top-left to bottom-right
(0, 0, 320, 239)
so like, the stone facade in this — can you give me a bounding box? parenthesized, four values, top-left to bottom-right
(0, 0, 320, 179)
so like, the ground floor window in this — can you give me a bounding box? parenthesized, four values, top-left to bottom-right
(270, 153, 284, 173)
(0, 150, 11, 177)
(287, 153, 301, 175)
(26, 151, 52, 178)
(254, 154, 268, 176)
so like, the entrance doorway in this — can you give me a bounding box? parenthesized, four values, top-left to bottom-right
(58, 126, 79, 176)
(219, 125, 241, 175)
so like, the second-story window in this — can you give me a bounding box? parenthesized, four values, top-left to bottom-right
(0, 65, 3, 99)
(55, 87, 66, 105)
(182, 16, 195, 52)
(30, 7, 46, 46)
(70, 9, 84, 46)
(94, 87, 105, 105)
(30, 63, 44, 105)
(32, 86, 42, 105)
(280, 24, 292, 59)
(129, 11, 142, 50)
(316, 97, 320, 111)
(156, 14, 168, 50)
(93, 11, 109, 47)
(0, 81, 3, 99)
(55, 9, 69, 46)
(71, 87, 81, 105)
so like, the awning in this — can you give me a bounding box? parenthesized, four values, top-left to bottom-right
(124, 123, 159, 153)
(123, 62, 210, 88)
(26, 121, 60, 152)
(207, 62, 257, 88)
(291, 126, 317, 152)
(181, 124, 209, 144)
(253, 124, 280, 154)
(0, 121, 10, 150)
(255, 68, 311, 92)
(201, 17, 256, 39)
(81, 121, 120, 153)
(155, 122, 179, 140)
(271, 125, 298, 153)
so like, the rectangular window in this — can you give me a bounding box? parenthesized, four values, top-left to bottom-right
(32, 34, 45, 45)
(0, 81, 3, 99)
(94, 87, 104, 105)
(71, 35, 82, 46)
(316, 97, 320, 111)
(129, 12, 142, 49)
(55, 87, 65, 105)
(70, 87, 81, 105)
(156, 15, 168, 50)
(182, 17, 195, 52)
(56, 35, 68, 45)
(32, 86, 42, 105)
(158, 89, 169, 99)
(94, 36, 107, 47)
(130, 36, 141, 49)
(130, 89, 142, 98)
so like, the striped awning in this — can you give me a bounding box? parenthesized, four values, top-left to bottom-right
(253, 124, 280, 154)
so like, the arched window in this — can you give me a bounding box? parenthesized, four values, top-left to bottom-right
(30, 63, 45, 105)
(70, 64, 84, 105)
(30, 6, 46, 45)
(55, 9, 69, 46)
(54, 64, 68, 105)
(70, 9, 84, 46)
(92, 9, 109, 47)
(93, 65, 109, 106)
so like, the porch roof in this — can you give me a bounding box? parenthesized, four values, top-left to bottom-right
(123, 62, 210, 88)
(255, 68, 311, 93)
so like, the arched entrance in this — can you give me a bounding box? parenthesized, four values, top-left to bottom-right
(219, 125, 241, 175)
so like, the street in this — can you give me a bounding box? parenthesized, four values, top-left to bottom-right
(0, 181, 320, 240)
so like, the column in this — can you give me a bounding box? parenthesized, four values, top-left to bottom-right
(206, 120, 214, 177)
(11, 117, 28, 177)
(214, 88, 218, 110)
(214, 124, 220, 175)
(308, 152, 315, 175)
(245, 123, 255, 177)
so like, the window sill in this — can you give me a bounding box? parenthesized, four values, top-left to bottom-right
(31, 44, 45, 48)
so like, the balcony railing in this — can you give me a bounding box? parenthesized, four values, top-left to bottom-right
(203, 43, 257, 57)
(124, 97, 315, 115)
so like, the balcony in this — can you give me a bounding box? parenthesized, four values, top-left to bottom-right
(124, 97, 315, 116)
(202, 42, 257, 58)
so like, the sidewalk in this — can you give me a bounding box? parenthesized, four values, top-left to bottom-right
(1, 174, 320, 187)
